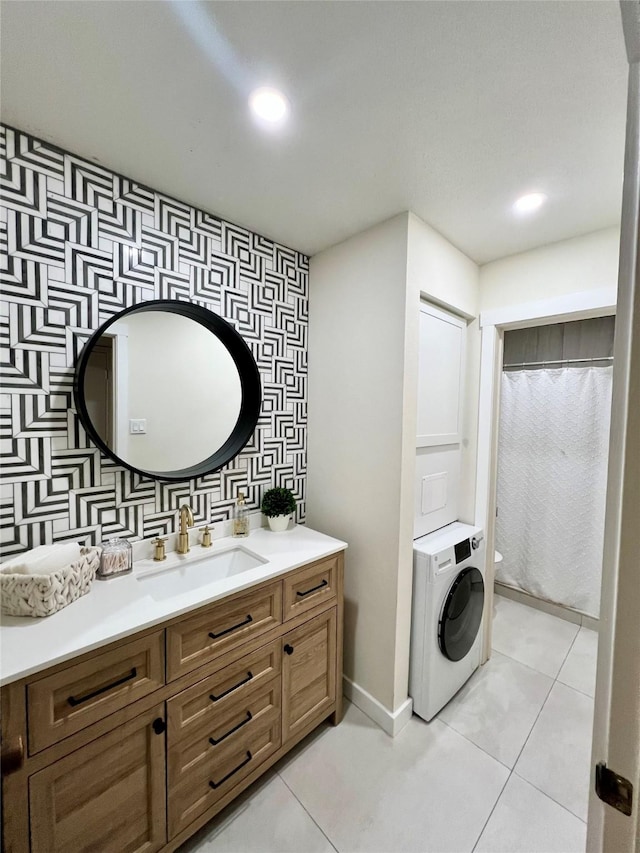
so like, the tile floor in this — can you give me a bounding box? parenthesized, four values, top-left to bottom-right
(180, 595, 598, 853)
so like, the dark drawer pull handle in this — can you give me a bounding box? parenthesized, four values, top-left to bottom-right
(209, 711, 252, 746)
(284, 644, 294, 655)
(209, 751, 252, 790)
(67, 667, 137, 707)
(296, 578, 328, 597)
(209, 671, 253, 702)
(209, 614, 253, 640)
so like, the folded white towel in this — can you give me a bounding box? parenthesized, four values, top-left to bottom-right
(1, 543, 82, 576)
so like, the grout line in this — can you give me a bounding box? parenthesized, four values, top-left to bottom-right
(276, 771, 341, 853)
(490, 646, 563, 681)
(504, 609, 575, 773)
(511, 769, 588, 824)
(555, 677, 595, 700)
(437, 716, 513, 772)
(469, 644, 558, 852)
(470, 768, 513, 852)
(510, 673, 556, 770)
(558, 624, 582, 673)
(489, 607, 595, 830)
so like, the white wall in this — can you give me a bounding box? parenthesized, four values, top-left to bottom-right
(407, 213, 478, 318)
(307, 211, 479, 720)
(307, 213, 411, 713)
(479, 226, 620, 312)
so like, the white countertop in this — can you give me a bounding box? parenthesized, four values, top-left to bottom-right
(0, 525, 347, 686)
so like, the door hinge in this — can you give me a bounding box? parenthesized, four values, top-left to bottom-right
(595, 762, 633, 816)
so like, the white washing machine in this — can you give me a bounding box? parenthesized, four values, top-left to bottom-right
(409, 521, 485, 722)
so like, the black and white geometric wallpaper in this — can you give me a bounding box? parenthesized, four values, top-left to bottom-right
(0, 124, 308, 555)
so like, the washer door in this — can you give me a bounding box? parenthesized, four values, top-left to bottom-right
(438, 567, 485, 662)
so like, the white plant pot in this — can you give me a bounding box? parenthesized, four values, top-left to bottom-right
(267, 514, 290, 532)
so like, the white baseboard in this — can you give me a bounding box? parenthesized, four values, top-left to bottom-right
(495, 582, 600, 630)
(342, 676, 413, 737)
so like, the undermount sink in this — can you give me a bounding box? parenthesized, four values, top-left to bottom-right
(136, 546, 267, 599)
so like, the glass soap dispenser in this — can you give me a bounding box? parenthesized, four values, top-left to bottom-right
(232, 492, 249, 538)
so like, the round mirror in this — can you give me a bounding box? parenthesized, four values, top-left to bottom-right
(73, 300, 261, 481)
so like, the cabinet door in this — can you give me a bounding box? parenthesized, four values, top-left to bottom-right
(282, 609, 337, 743)
(416, 301, 466, 447)
(29, 705, 166, 853)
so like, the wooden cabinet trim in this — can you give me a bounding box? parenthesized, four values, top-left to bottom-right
(1, 680, 29, 853)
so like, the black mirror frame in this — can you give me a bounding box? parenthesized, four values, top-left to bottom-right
(73, 300, 262, 482)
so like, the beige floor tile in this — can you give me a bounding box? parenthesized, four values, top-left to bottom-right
(558, 626, 599, 698)
(492, 596, 579, 678)
(278, 702, 508, 853)
(515, 681, 594, 821)
(177, 771, 335, 853)
(438, 651, 553, 767)
(475, 773, 586, 853)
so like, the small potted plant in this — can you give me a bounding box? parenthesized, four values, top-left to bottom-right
(261, 487, 296, 532)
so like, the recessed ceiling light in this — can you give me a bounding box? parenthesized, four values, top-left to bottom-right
(249, 87, 288, 124)
(513, 192, 547, 214)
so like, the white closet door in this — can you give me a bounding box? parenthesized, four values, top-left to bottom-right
(416, 303, 466, 447)
(414, 302, 467, 538)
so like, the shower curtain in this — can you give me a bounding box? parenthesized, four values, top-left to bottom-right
(495, 366, 613, 618)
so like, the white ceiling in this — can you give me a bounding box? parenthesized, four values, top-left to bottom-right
(0, 1, 628, 264)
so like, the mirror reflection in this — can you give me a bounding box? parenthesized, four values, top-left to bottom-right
(82, 311, 242, 473)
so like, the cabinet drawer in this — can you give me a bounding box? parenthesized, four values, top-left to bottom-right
(166, 582, 282, 681)
(27, 631, 165, 754)
(283, 556, 338, 621)
(168, 713, 281, 838)
(168, 674, 280, 787)
(167, 641, 280, 744)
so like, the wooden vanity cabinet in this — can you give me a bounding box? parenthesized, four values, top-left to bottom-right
(1, 551, 344, 853)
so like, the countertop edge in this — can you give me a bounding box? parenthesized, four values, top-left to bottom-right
(0, 528, 347, 686)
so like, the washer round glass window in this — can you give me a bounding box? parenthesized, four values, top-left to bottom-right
(73, 301, 261, 481)
(438, 567, 484, 662)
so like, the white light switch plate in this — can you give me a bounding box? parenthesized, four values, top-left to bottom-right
(129, 418, 147, 434)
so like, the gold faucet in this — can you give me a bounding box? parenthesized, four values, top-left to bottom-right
(177, 504, 194, 554)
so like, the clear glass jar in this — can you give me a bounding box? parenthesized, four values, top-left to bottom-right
(97, 538, 133, 579)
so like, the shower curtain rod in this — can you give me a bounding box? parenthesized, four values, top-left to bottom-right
(504, 356, 614, 368)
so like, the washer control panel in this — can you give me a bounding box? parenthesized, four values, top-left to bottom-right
(454, 538, 471, 564)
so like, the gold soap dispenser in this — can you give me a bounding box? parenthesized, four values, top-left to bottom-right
(232, 492, 249, 538)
